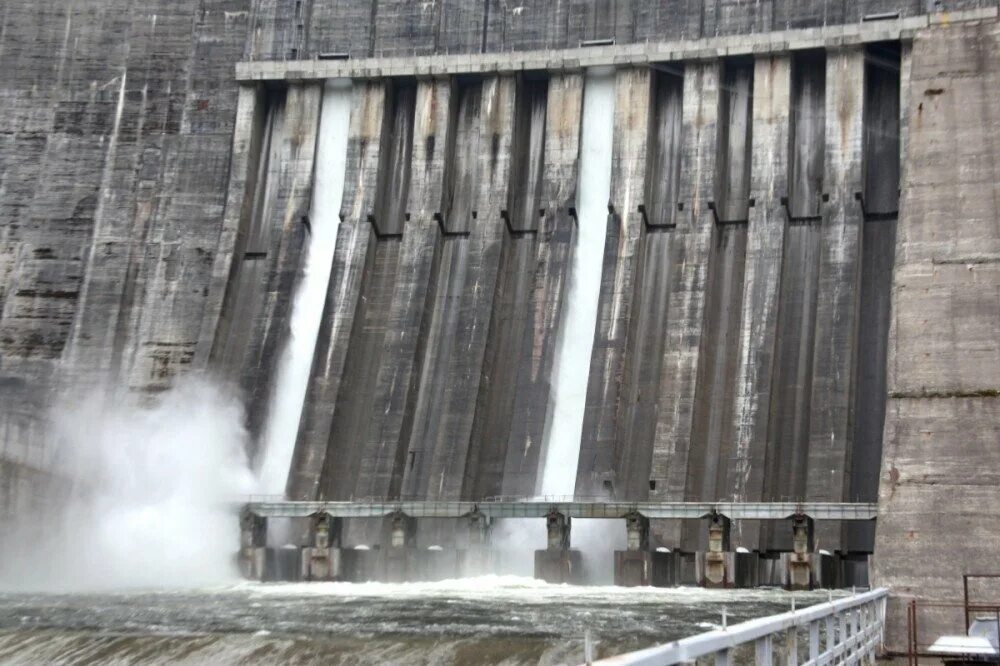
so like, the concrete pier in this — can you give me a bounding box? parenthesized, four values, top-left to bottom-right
(238, 510, 268, 581)
(301, 512, 343, 581)
(534, 512, 583, 584)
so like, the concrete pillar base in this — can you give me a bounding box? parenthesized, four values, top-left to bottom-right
(698, 551, 734, 588)
(534, 549, 583, 584)
(301, 547, 342, 580)
(239, 547, 266, 580)
(781, 552, 814, 590)
(613, 550, 675, 587)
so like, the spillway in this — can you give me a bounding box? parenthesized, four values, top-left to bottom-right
(258, 80, 352, 495)
(538, 68, 616, 498)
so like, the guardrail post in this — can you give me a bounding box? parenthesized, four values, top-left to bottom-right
(755, 635, 773, 666)
(715, 648, 731, 666)
(786, 626, 799, 666)
(826, 613, 836, 658)
(840, 607, 850, 662)
(809, 620, 820, 663)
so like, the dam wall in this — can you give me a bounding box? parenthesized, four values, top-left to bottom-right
(1, 0, 998, 647)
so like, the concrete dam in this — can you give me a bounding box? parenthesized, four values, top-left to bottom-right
(1, 0, 999, 655)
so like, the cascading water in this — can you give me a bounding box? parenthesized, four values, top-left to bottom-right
(537, 68, 616, 498)
(257, 79, 353, 495)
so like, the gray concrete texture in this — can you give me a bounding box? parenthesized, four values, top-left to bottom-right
(0, 1, 996, 650)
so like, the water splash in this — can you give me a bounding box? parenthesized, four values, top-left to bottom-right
(0, 377, 256, 591)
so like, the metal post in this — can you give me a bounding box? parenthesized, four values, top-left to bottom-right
(715, 648, 731, 666)
(786, 626, 798, 666)
(809, 621, 820, 663)
(755, 635, 773, 666)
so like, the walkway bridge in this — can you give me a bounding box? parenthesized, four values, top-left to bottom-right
(239, 500, 877, 589)
(242, 498, 878, 521)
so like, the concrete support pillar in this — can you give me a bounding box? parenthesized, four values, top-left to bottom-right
(382, 511, 417, 582)
(239, 509, 267, 580)
(461, 511, 493, 575)
(729, 53, 791, 551)
(701, 513, 733, 588)
(786, 515, 815, 590)
(301, 512, 343, 581)
(614, 512, 674, 587)
(534, 512, 582, 583)
(625, 512, 650, 551)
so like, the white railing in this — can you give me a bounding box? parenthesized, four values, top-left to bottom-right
(592, 588, 888, 666)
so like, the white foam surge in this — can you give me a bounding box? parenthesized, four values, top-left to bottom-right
(538, 67, 616, 496)
(0, 377, 257, 591)
(257, 79, 353, 495)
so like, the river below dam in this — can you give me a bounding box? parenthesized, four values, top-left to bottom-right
(0, 577, 841, 665)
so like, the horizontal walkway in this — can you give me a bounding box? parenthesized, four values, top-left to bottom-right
(243, 499, 877, 521)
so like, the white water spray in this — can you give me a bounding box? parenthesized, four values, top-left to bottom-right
(0, 377, 256, 591)
(538, 68, 616, 497)
(258, 79, 353, 495)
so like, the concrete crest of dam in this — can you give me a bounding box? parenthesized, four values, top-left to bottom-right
(1, 0, 999, 654)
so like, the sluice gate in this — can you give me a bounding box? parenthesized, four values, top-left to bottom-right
(239, 500, 877, 589)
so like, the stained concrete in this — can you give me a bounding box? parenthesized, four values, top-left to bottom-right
(0, 0, 997, 630)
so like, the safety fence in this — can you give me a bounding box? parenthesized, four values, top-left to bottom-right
(592, 588, 887, 665)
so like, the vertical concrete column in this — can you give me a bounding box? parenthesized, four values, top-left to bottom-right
(362, 77, 453, 500)
(302, 512, 343, 580)
(501, 72, 584, 496)
(546, 512, 572, 550)
(729, 54, 791, 550)
(404, 75, 517, 504)
(207, 82, 324, 446)
(382, 511, 417, 582)
(461, 511, 494, 576)
(625, 512, 651, 551)
(196, 85, 266, 366)
(239, 509, 268, 580)
(576, 65, 653, 498)
(654, 60, 722, 549)
(535, 511, 582, 583)
(701, 513, 732, 588)
(786, 515, 815, 590)
(615, 512, 669, 587)
(288, 81, 387, 501)
(807, 47, 866, 551)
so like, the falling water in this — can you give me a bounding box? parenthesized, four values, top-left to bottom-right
(538, 68, 616, 497)
(258, 79, 353, 494)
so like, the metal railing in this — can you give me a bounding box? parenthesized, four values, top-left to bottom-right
(592, 588, 888, 666)
(242, 499, 878, 521)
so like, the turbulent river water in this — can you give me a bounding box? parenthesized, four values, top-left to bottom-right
(0, 577, 840, 665)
